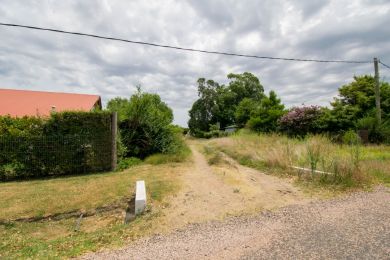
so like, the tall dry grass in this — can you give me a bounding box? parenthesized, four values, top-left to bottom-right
(208, 131, 385, 188)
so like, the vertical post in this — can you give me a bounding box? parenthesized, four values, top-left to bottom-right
(111, 112, 118, 171)
(374, 57, 381, 124)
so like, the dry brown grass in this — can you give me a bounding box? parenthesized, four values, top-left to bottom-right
(206, 131, 390, 188)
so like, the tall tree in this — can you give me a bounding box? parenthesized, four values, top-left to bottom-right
(188, 72, 265, 133)
(188, 78, 221, 132)
(331, 75, 390, 121)
(108, 89, 174, 158)
(247, 91, 285, 132)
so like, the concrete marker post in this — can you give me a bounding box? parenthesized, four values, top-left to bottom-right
(135, 180, 146, 215)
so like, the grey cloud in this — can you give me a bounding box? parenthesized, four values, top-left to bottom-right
(0, 0, 389, 126)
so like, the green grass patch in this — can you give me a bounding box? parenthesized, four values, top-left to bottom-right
(0, 163, 182, 259)
(145, 137, 191, 165)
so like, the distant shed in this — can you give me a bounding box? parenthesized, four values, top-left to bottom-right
(0, 88, 101, 117)
(224, 125, 238, 133)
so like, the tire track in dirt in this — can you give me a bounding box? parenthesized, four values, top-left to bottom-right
(159, 142, 310, 230)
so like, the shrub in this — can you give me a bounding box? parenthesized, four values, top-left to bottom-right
(0, 111, 112, 181)
(116, 157, 142, 171)
(109, 90, 176, 159)
(144, 134, 191, 164)
(278, 106, 322, 136)
(356, 117, 390, 144)
(247, 91, 285, 132)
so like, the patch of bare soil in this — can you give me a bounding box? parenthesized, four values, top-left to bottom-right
(158, 141, 310, 231)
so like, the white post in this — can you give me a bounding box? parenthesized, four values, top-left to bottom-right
(135, 180, 146, 215)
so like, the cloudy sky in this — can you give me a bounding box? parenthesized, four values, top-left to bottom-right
(1, 0, 390, 126)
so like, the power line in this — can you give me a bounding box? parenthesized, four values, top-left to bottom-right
(379, 60, 390, 70)
(0, 22, 372, 64)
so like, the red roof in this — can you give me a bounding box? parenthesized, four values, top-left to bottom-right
(0, 88, 101, 117)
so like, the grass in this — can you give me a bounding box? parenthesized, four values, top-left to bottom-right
(144, 136, 191, 165)
(206, 130, 390, 189)
(0, 162, 185, 259)
(0, 135, 192, 259)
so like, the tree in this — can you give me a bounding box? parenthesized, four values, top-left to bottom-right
(227, 72, 264, 103)
(235, 98, 258, 126)
(106, 97, 130, 121)
(247, 91, 285, 132)
(108, 89, 174, 158)
(188, 78, 221, 132)
(331, 75, 390, 122)
(188, 72, 265, 134)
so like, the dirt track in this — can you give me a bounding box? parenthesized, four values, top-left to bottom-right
(159, 143, 309, 229)
(82, 143, 390, 259)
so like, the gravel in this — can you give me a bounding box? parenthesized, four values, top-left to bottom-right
(83, 186, 390, 260)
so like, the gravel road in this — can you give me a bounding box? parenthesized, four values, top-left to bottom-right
(83, 187, 390, 260)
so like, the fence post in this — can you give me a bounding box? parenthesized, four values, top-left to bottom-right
(111, 112, 118, 171)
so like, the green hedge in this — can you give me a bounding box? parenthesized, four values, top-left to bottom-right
(0, 111, 113, 181)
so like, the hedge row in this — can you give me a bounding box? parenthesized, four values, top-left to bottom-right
(0, 111, 113, 181)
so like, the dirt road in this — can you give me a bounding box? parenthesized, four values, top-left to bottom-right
(83, 143, 389, 259)
(159, 143, 309, 229)
(83, 187, 389, 259)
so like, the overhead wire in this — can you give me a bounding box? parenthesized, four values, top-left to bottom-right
(379, 60, 390, 70)
(0, 22, 372, 64)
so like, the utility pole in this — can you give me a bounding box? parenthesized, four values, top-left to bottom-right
(374, 57, 381, 124)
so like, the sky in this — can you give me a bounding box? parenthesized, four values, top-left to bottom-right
(1, 0, 390, 126)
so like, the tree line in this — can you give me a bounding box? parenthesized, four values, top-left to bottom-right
(188, 72, 390, 143)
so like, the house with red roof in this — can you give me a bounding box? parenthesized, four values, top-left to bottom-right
(0, 88, 102, 117)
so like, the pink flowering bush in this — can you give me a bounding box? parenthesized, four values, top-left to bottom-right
(278, 106, 323, 136)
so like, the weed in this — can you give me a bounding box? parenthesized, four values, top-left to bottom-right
(208, 152, 222, 165)
(145, 137, 191, 165)
(206, 130, 388, 189)
(116, 157, 142, 171)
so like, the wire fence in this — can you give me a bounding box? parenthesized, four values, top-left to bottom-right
(0, 133, 113, 180)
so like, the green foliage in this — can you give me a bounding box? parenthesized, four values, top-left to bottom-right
(191, 129, 228, 139)
(342, 130, 361, 145)
(116, 157, 142, 171)
(247, 91, 285, 132)
(329, 75, 390, 131)
(235, 98, 257, 126)
(107, 97, 131, 121)
(0, 115, 44, 136)
(188, 79, 221, 132)
(188, 72, 265, 135)
(209, 123, 220, 131)
(0, 112, 112, 181)
(144, 134, 191, 164)
(356, 117, 390, 144)
(170, 125, 187, 135)
(110, 89, 175, 159)
(332, 75, 390, 118)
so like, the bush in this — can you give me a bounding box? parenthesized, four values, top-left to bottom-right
(356, 117, 390, 144)
(191, 129, 228, 139)
(116, 157, 142, 171)
(109, 90, 176, 159)
(278, 106, 322, 136)
(0, 111, 112, 181)
(144, 134, 191, 164)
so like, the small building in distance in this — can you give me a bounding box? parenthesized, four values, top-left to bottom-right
(0, 88, 101, 117)
(224, 125, 238, 133)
